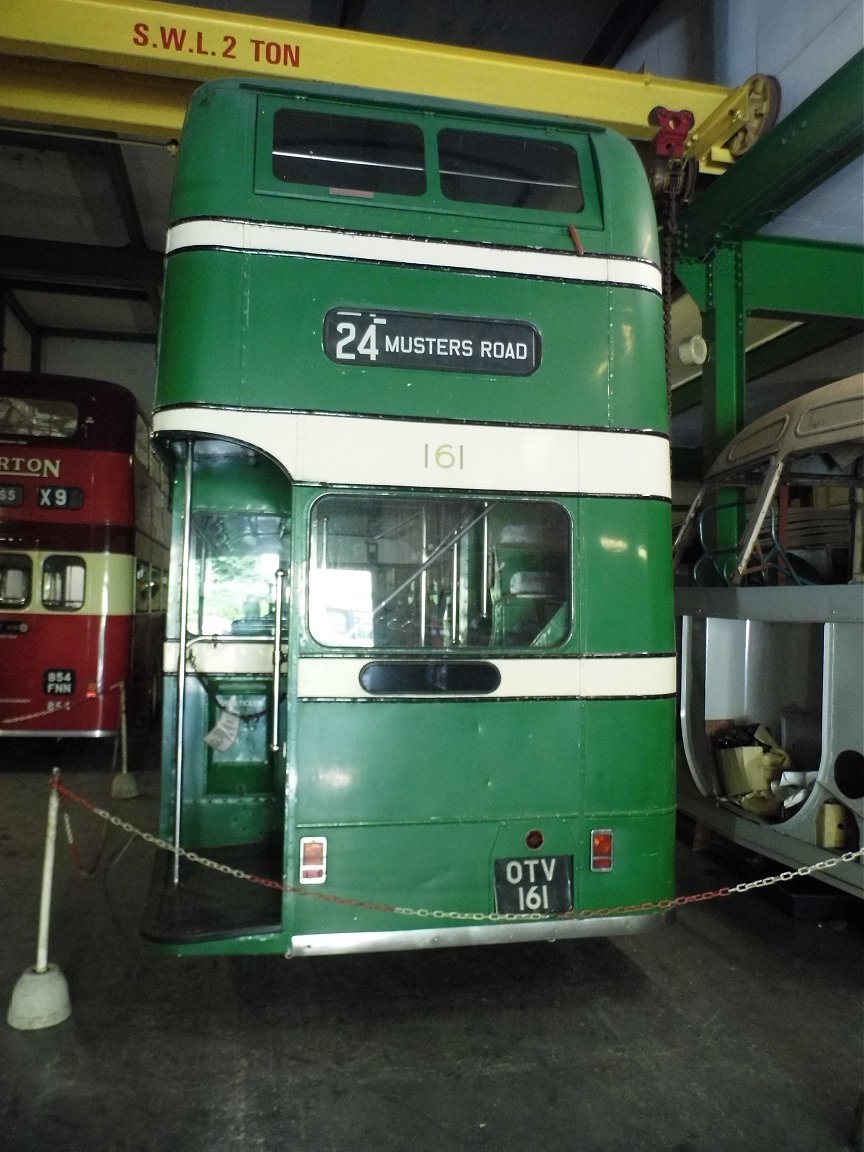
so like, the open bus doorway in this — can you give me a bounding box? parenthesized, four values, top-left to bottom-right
(147, 439, 292, 944)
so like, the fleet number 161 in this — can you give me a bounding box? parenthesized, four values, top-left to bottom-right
(424, 443, 464, 469)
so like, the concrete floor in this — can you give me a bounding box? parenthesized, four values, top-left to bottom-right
(1, 732, 862, 1152)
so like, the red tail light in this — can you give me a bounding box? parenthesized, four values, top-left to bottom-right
(590, 829, 614, 872)
(299, 836, 327, 884)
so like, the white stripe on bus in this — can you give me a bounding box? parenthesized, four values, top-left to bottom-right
(153, 408, 671, 499)
(297, 655, 676, 700)
(166, 219, 662, 294)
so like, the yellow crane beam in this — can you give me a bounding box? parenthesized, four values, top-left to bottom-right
(0, 0, 763, 167)
(0, 55, 194, 140)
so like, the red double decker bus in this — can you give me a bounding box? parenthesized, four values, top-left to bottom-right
(0, 372, 170, 737)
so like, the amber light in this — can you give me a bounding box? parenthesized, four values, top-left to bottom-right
(86, 681, 98, 699)
(591, 829, 614, 872)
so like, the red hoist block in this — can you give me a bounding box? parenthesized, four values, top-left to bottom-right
(649, 106, 695, 158)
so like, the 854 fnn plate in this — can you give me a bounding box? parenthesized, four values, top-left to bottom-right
(494, 855, 573, 915)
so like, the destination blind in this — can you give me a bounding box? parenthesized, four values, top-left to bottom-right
(323, 308, 540, 375)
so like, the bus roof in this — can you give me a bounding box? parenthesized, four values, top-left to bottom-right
(704, 372, 864, 484)
(0, 371, 142, 449)
(211, 75, 609, 135)
(0, 370, 141, 410)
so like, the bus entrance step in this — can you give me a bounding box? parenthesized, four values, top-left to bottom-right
(141, 839, 283, 944)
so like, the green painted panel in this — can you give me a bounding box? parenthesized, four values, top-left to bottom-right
(157, 249, 669, 430)
(578, 499, 674, 652)
(294, 698, 584, 825)
(286, 810, 674, 938)
(293, 695, 673, 830)
(580, 698, 676, 811)
(248, 252, 617, 424)
(578, 809, 676, 911)
(170, 81, 256, 226)
(190, 449, 289, 512)
(607, 289, 667, 431)
(152, 810, 674, 952)
(179, 797, 281, 848)
(601, 125, 662, 265)
(156, 253, 243, 410)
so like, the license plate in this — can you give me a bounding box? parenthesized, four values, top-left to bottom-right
(494, 855, 573, 914)
(43, 669, 76, 695)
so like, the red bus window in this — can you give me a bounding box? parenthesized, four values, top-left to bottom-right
(42, 555, 86, 611)
(0, 555, 32, 608)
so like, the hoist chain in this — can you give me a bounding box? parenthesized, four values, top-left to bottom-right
(659, 184, 679, 424)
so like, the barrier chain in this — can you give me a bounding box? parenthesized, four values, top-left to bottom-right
(53, 776, 864, 924)
(2, 680, 124, 727)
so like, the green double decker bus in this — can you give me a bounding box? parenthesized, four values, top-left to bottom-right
(146, 77, 676, 956)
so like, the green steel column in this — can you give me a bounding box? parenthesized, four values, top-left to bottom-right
(702, 244, 745, 466)
(702, 244, 746, 553)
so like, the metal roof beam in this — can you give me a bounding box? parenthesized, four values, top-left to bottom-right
(581, 0, 660, 69)
(4, 279, 150, 301)
(744, 318, 863, 380)
(677, 49, 864, 260)
(0, 235, 163, 292)
(670, 317, 864, 415)
(0, 0, 754, 162)
(39, 327, 156, 343)
(2, 284, 37, 337)
(742, 235, 864, 320)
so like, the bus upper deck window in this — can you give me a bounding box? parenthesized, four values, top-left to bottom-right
(42, 555, 86, 611)
(272, 109, 426, 196)
(438, 129, 583, 213)
(0, 555, 32, 608)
